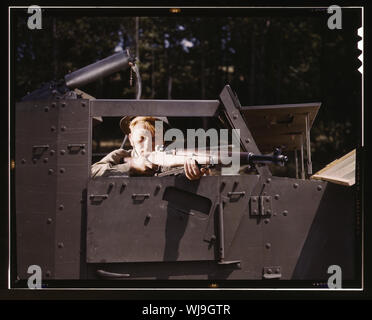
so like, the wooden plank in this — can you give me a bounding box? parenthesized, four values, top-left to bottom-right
(310, 149, 355, 186)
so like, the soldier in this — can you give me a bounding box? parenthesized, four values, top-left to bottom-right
(91, 116, 210, 180)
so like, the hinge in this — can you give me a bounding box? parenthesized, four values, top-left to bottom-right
(263, 266, 281, 279)
(250, 195, 272, 216)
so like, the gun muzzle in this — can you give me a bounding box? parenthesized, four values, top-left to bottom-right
(64, 51, 134, 89)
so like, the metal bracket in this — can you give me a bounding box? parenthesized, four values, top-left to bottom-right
(217, 200, 241, 266)
(263, 266, 282, 279)
(250, 196, 272, 216)
(132, 193, 150, 200)
(89, 194, 108, 201)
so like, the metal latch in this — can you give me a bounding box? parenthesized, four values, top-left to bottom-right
(250, 196, 272, 216)
(263, 266, 281, 279)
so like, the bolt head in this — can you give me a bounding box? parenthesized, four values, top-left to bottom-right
(267, 268, 273, 274)
(266, 178, 271, 183)
(265, 243, 271, 249)
(293, 183, 299, 189)
(274, 194, 280, 200)
(283, 210, 288, 216)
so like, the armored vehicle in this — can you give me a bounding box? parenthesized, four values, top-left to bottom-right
(13, 52, 360, 287)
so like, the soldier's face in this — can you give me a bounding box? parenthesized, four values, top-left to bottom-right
(128, 123, 155, 156)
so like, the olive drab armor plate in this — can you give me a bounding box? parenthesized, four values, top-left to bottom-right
(13, 85, 360, 285)
(87, 176, 219, 263)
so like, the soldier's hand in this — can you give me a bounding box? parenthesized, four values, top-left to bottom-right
(128, 156, 158, 176)
(184, 158, 210, 180)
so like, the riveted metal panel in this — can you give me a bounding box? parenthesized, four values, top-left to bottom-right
(54, 99, 90, 279)
(15, 100, 59, 279)
(219, 175, 260, 257)
(87, 175, 220, 263)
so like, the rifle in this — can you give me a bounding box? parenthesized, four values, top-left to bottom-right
(146, 147, 288, 169)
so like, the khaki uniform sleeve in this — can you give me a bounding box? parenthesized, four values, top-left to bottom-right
(91, 149, 132, 178)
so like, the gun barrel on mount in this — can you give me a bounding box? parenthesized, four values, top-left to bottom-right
(64, 51, 134, 89)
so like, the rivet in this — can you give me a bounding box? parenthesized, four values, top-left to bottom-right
(146, 213, 152, 219)
(274, 194, 280, 200)
(317, 185, 322, 191)
(266, 197, 270, 202)
(245, 138, 250, 143)
(21, 159, 26, 164)
(45, 271, 51, 277)
(81, 149, 86, 155)
(47, 218, 52, 224)
(48, 169, 54, 174)
(61, 126, 66, 131)
(59, 205, 64, 210)
(293, 183, 299, 189)
(264, 218, 270, 224)
(283, 210, 288, 216)
(81, 102, 86, 107)
(253, 209, 258, 214)
(265, 243, 271, 249)
(275, 268, 280, 274)
(266, 209, 271, 215)
(58, 242, 64, 248)
(60, 168, 65, 173)
(233, 114, 238, 119)
(44, 107, 49, 112)
(51, 103, 56, 108)
(60, 150, 65, 155)
(51, 126, 56, 132)
(61, 102, 66, 108)
(267, 268, 273, 274)
(266, 178, 271, 183)
(32, 158, 37, 164)
(210, 235, 216, 241)
(252, 198, 257, 202)
(43, 158, 48, 163)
